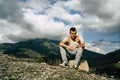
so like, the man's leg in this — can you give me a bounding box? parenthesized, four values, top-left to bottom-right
(74, 47, 83, 68)
(59, 46, 68, 66)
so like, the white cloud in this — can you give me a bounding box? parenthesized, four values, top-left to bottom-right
(21, 0, 51, 14)
(61, 0, 120, 36)
(0, 0, 34, 31)
(64, 0, 81, 11)
(86, 41, 120, 54)
(85, 42, 107, 54)
(0, 36, 3, 43)
(0, 0, 69, 43)
(80, 0, 120, 35)
(23, 8, 69, 40)
(0, 0, 119, 54)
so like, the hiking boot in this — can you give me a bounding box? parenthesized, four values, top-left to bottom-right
(59, 63, 68, 67)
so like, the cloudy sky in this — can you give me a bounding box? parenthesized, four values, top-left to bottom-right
(0, 0, 120, 54)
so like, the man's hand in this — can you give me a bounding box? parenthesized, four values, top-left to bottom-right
(66, 46, 76, 51)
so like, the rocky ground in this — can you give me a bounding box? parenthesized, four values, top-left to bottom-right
(0, 53, 118, 80)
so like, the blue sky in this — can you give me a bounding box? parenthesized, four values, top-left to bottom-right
(0, 0, 120, 54)
(83, 31, 120, 42)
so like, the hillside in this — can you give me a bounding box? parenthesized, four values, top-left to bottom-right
(96, 49, 120, 77)
(0, 39, 61, 65)
(0, 53, 115, 80)
(0, 38, 103, 65)
(0, 38, 120, 78)
(103, 49, 120, 64)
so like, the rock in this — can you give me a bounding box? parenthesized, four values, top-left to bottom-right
(0, 51, 4, 53)
(68, 60, 75, 68)
(78, 60, 89, 72)
(68, 60, 89, 72)
(0, 53, 114, 80)
(118, 61, 120, 64)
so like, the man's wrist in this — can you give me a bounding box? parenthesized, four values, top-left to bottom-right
(76, 45, 82, 48)
(65, 45, 68, 48)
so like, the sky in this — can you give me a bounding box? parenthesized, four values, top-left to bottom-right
(0, 0, 120, 54)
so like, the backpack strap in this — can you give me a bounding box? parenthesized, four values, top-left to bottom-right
(76, 36, 81, 45)
(67, 36, 71, 44)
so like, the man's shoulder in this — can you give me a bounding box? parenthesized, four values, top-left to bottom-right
(62, 37, 69, 41)
(77, 35, 83, 38)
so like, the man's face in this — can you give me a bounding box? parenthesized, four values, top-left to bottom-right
(70, 31, 77, 40)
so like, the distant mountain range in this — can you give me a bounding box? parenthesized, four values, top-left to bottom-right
(0, 38, 120, 77)
(0, 38, 103, 64)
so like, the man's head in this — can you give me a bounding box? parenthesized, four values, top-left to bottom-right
(69, 27, 77, 40)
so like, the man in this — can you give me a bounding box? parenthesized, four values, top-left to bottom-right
(59, 27, 85, 68)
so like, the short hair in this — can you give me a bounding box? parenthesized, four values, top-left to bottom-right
(70, 27, 77, 32)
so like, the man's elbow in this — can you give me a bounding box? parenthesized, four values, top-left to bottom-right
(59, 43, 62, 46)
(81, 43, 85, 48)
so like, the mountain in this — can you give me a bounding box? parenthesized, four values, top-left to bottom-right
(0, 38, 103, 65)
(0, 38, 120, 78)
(96, 49, 120, 77)
(81, 49, 103, 67)
(103, 49, 120, 64)
(0, 38, 61, 65)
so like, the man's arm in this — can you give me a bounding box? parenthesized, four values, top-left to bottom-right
(76, 41, 85, 48)
(76, 36, 85, 48)
(59, 39, 68, 48)
(59, 40, 76, 51)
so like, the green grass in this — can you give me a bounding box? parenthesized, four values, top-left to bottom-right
(18, 48, 42, 59)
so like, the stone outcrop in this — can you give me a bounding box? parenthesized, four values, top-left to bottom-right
(0, 53, 113, 80)
(78, 60, 89, 72)
(68, 60, 89, 72)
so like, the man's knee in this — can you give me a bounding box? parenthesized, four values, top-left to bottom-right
(59, 46, 64, 49)
(59, 46, 66, 51)
(76, 47, 83, 53)
(78, 47, 83, 50)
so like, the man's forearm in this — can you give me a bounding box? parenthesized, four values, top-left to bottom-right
(76, 44, 85, 48)
(59, 43, 68, 48)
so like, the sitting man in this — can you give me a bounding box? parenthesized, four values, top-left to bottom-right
(59, 27, 85, 68)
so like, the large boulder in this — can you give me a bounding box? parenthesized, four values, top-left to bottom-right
(68, 60, 89, 72)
